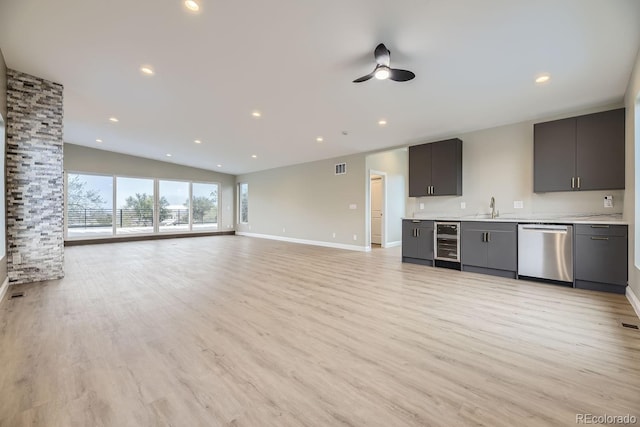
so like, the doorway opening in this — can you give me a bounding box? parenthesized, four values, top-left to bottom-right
(368, 170, 386, 249)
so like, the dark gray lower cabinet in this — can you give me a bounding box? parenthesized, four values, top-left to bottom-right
(574, 224, 627, 294)
(402, 220, 434, 265)
(461, 222, 517, 278)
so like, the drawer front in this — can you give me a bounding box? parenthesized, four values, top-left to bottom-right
(575, 234, 627, 286)
(574, 224, 627, 237)
(462, 221, 517, 232)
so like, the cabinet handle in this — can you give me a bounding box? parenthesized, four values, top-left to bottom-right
(590, 225, 609, 228)
(413, 229, 417, 237)
(481, 232, 486, 242)
(571, 177, 575, 189)
(487, 232, 491, 242)
(590, 236, 609, 241)
(431, 186, 435, 195)
(417, 229, 420, 237)
(577, 176, 581, 189)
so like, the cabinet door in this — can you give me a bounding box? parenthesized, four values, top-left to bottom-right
(461, 228, 487, 267)
(408, 144, 432, 197)
(576, 108, 625, 191)
(431, 139, 462, 196)
(402, 221, 419, 258)
(534, 118, 576, 192)
(575, 234, 627, 286)
(487, 230, 517, 271)
(417, 223, 434, 260)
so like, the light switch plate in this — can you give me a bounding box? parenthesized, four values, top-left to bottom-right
(349, 204, 357, 210)
(514, 200, 524, 209)
(460, 202, 466, 209)
(419, 203, 425, 210)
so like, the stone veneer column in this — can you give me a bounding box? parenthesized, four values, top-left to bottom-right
(6, 69, 64, 284)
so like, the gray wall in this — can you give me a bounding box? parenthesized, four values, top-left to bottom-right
(0, 48, 6, 286)
(6, 69, 64, 285)
(624, 47, 640, 300)
(64, 143, 237, 231)
(236, 153, 367, 248)
(408, 104, 625, 218)
(365, 148, 407, 246)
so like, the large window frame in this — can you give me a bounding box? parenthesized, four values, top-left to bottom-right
(64, 170, 221, 241)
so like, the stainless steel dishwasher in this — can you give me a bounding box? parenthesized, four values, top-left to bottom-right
(517, 224, 573, 283)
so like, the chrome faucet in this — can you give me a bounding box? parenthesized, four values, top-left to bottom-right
(490, 196, 498, 219)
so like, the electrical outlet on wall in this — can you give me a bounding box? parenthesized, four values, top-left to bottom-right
(349, 204, 357, 210)
(282, 227, 286, 233)
(514, 201, 524, 209)
(332, 232, 336, 238)
(604, 195, 613, 208)
(460, 202, 466, 209)
(353, 234, 357, 241)
(419, 203, 425, 210)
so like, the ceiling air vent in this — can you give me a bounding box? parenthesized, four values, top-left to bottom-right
(335, 163, 347, 175)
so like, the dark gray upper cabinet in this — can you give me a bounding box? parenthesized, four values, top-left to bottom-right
(461, 222, 517, 273)
(533, 108, 625, 193)
(576, 109, 625, 191)
(409, 139, 462, 197)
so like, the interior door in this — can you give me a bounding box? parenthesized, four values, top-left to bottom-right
(371, 177, 382, 245)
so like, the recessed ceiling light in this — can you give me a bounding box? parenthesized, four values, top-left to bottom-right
(378, 119, 387, 126)
(251, 111, 261, 118)
(535, 73, 551, 84)
(184, 0, 200, 12)
(140, 66, 154, 76)
(194, 139, 202, 144)
(109, 117, 119, 123)
(166, 153, 172, 157)
(217, 164, 222, 168)
(96, 139, 103, 143)
(251, 154, 257, 158)
(316, 137, 323, 143)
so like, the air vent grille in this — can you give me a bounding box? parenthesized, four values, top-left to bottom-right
(335, 163, 347, 175)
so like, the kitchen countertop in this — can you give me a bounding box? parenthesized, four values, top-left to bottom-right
(402, 213, 627, 225)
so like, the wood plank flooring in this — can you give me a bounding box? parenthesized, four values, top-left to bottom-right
(0, 235, 639, 426)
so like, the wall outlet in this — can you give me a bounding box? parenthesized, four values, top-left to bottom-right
(460, 202, 466, 209)
(282, 227, 286, 233)
(349, 204, 357, 210)
(419, 203, 425, 210)
(353, 234, 357, 241)
(12, 253, 21, 265)
(248, 225, 252, 230)
(604, 195, 613, 208)
(332, 232, 336, 238)
(514, 200, 524, 209)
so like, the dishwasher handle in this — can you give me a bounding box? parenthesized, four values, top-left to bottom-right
(519, 224, 571, 233)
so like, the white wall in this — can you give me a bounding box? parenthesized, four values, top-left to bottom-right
(236, 153, 367, 249)
(63, 143, 237, 231)
(624, 47, 640, 301)
(365, 148, 407, 246)
(408, 105, 625, 218)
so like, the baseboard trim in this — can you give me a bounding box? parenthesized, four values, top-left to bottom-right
(0, 277, 9, 306)
(626, 286, 640, 319)
(384, 240, 402, 248)
(236, 232, 368, 252)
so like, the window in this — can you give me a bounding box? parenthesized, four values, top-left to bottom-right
(66, 173, 114, 238)
(116, 177, 155, 235)
(239, 182, 249, 224)
(159, 180, 190, 233)
(192, 182, 219, 230)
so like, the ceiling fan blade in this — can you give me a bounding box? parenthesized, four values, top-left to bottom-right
(389, 68, 415, 82)
(374, 43, 390, 66)
(353, 72, 375, 83)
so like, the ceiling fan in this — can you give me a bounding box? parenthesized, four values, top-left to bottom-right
(353, 43, 416, 83)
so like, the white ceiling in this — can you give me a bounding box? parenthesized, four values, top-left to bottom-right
(1, 0, 639, 175)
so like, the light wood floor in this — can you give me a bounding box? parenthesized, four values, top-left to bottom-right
(0, 236, 639, 427)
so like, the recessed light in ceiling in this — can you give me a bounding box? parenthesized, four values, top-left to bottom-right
(184, 0, 200, 12)
(109, 117, 119, 123)
(378, 119, 387, 126)
(96, 139, 103, 143)
(194, 139, 202, 144)
(251, 111, 262, 118)
(316, 137, 323, 143)
(535, 73, 551, 84)
(166, 153, 172, 157)
(217, 164, 222, 168)
(140, 65, 154, 76)
(251, 154, 257, 158)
